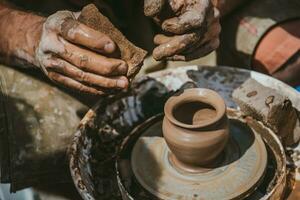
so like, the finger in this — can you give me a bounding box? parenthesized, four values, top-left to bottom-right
(154, 22, 219, 51)
(58, 38, 128, 76)
(155, 9, 219, 46)
(144, 0, 166, 17)
(162, 0, 211, 34)
(152, 33, 198, 60)
(166, 54, 186, 61)
(153, 34, 173, 45)
(167, 38, 219, 61)
(169, 0, 185, 13)
(206, 8, 220, 25)
(48, 58, 129, 89)
(205, 19, 221, 40)
(152, 16, 163, 25)
(183, 19, 221, 54)
(179, 9, 220, 55)
(151, 2, 175, 25)
(60, 18, 116, 54)
(213, 7, 220, 21)
(48, 71, 104, 95)
(188, 38, 219, 59)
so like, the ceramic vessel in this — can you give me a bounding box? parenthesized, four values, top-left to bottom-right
(163, 88, 229, 172)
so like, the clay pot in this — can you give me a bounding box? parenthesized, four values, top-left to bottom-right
(163, 88, 229, 172)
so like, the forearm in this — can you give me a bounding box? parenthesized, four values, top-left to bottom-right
(0, 4, 45, 68)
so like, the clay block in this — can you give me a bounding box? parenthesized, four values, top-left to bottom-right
(232, 78, 298, 142)
(78, 4, 147, 79)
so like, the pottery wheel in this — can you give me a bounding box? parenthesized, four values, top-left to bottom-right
(131, 119, 267, 200)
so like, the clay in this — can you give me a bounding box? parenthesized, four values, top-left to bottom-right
(152, 33, 198, 60)
(162, 88, 229, 172)
(232, 78, 299, 145)
(128, 110, 268, 200)
(173, 101, 217, 125)
(78, 4, 147, 79)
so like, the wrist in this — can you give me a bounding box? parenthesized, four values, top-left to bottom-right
(27, 17, 46, 67)
(0, 6, 45, 68)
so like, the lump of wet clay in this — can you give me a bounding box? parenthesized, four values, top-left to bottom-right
(78, 4, 147, 78)
(232, 78, 299, 144)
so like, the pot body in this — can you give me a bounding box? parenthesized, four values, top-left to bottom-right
(163, 115, 229, 168)
(162, 88, 229, 171)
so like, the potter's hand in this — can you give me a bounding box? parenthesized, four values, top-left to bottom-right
(35, 11, 128, 95)
(144, 0, 221, 61)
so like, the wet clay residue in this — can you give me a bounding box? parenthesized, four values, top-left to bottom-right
(78, 4, 147, 78)
(265, 95, 274, 106)
(247, 91, 257, 97)
(173, 101, 217, 125)
(144, 0, 165, 17)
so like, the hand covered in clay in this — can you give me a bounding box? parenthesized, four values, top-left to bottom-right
(35, 10, 128, 95)
(144, 0, 221, 61)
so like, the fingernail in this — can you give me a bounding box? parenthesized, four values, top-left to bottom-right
(118, 62, 128, 74)
(104, 42, 115, 53)
(117, 79, 127, 88)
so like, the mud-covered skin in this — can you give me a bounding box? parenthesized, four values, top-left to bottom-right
(144, 0, 166, 17)
(0, 5, 44, 67)
(0, 4, 129, 95)
(36, 10, 129, 95)
(145, 0, 221, 61)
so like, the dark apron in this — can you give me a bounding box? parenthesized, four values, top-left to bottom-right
(0, 65, 92, 191)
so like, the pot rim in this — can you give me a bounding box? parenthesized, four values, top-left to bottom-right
(164, 88, 226, 129)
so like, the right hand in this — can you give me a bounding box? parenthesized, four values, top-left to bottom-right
(144, 0, 220, 61)
(35, 10, 128, 95)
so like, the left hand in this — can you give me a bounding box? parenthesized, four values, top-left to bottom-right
(144, 0, 221, 61)
(35, 10, 128, 95)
